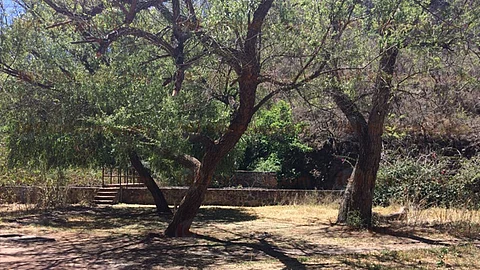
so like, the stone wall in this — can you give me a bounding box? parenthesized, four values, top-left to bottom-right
(0, 186, 342, 206)
(0, 186, 100, 205)
(229, 171, 278, 188)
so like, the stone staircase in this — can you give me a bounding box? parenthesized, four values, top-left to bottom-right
(93, 186, 120, 205)
(93, 183, 145, 205)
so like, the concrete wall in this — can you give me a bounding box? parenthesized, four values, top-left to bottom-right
(0, 186, 342, 206)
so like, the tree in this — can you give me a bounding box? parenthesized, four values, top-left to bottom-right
(324, 0, 480, 227)
(0, 0, 174, 214)
(2, 0, 336, 236)
(162, 0, 275, 237)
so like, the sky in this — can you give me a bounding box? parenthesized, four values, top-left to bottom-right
(1, 0, 16, 10)
(1, 0, 24, 24)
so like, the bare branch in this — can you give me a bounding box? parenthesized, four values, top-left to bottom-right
(102, 27, 175, 56)
(45, 20, 73, 29)
(196, 31, 243, 74)
(184, 0, 197, 23)
(292, 28, 331, 83)
(244, 0, 274, 65)
(0, 62, 53, 89)
(255, 64, 370, 113)
(329, 86, 368, 137)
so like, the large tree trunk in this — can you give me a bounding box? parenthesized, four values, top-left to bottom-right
(164, 74, 258, 237)
(337, 133, 383, 227)
(164, 0, 273, 237)
(164, 164, 211, 237)
(335, 45, 398, 228)
(164, 131, 248, 236)
(164, 77, 257, 236)
(129, 151, 172, 216)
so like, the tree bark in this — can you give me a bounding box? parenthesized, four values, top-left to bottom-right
(164, 0, 274, 237)
(164, 76, 258, 236)
(336, 133, 383, 227)
(129, 151, 172, 216)
(164, 160, 210, 237)
(164, 128, 249, 236)
(336, 45, 398, 228)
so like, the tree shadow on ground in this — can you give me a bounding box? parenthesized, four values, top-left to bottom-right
(3, 205, 475, 269)
(195, 233, 308, 270)
(0, 227, 328, 269)
(371, 226, 453, 246)
(337, 252, 426, 269)
(196, 207, 257, 224)
(427, 222, 480, 240)
(0, 205, 342, 269)
(1, 205, 258, 231)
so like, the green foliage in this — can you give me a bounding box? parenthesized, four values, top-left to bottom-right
(236, 101, 311, 175)
(1, 0, 479, 192)
(374, 153, 480, 209)
(0, 2, 231, 183)
(252, 153, 281, 173)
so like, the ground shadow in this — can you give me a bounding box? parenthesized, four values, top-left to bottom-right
(0, 228, 329, 269)
(371, 226, 452, 246)
(427, 222, 480, 240)
(196, 233, 308, 270)
(338, 252, 424, 269)
(196, 207, 258, 224)
(1, 205, 258, 231)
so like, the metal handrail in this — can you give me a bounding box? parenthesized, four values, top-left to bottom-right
(101, 167, 141, 187)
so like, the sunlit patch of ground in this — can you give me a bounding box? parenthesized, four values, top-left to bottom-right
(0, 203, 479, 269)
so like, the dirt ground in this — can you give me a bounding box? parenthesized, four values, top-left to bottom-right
(0, 204, 479, 269)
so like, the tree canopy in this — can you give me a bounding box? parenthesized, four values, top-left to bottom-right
(1, 0, 479, 233)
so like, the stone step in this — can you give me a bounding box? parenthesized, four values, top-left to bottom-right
(98, 186, 122, 190)
(94, 195, 116, 200)
(103, 183, 144, 188)
(96, 191, 118, 196)
(93, 199, 115, 205)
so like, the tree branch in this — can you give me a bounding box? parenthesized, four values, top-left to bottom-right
(0, 62, 53, 89)
(100, 27, 175, 56)
(368, 45, 399, 132)
(244, 0, 274, 66)
(328, 86, 368, 137)
(125, 0, 138, 24)
(185, 132, 215, 150)
(196, 31, 243, 74)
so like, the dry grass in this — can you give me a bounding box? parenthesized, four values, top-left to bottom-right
(408, 207, 480, 225)
(405, 206, 480, 239)
(252, 204, 339, 224)
(1, 203, 479, 269)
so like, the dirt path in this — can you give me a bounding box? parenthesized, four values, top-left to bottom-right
(0, 204, 478, 269)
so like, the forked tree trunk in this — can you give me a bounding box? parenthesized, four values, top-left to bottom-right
(163, 0, 273, 237)
(164, 75, 259, 237)
(164, 135, 247, 236)
(164, 168, 211, 236)
(335, 45, 398, 228)
(164, 76, 258, 236)
(129, 151, 172, 216)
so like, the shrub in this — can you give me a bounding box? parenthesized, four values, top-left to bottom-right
(374, 153, 480, 209)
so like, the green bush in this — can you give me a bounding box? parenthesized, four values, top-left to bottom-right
(374, 154, 480, 209)
(236, 100, 311, 175)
